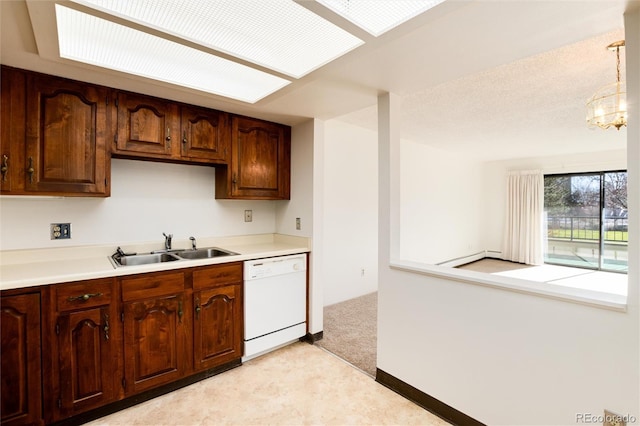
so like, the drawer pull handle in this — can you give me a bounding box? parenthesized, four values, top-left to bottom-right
(103, 314, 110, 341)
(1, 155, 8, 182)
(26, 157, 34, 183)
(67, 292, 103, 302)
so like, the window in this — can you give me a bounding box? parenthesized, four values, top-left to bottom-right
(544, 171, 628, 273)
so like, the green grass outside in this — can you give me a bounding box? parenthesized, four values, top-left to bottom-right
(547, 229, 628, 242)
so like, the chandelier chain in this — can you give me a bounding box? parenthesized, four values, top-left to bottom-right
(616, 45, 621, 84)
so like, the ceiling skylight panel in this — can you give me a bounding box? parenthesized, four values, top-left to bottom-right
(55, 5, 290, 103)
(316, 0, 445, 36)
(69, 0, 364, 79)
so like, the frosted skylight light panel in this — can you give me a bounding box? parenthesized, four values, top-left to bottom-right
(317, 0, 446, 36)
(55, 5, 290, 103)
(69, 0, 364, 78)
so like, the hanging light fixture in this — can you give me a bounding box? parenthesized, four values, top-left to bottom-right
(586, 40, 626, 130)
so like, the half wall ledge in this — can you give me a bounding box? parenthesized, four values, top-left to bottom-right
(389, 260, 627, 312)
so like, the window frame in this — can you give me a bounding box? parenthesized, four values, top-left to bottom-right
(543, 169, 628, 273)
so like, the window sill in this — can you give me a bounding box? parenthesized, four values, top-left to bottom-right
(389, 259, 627, 312)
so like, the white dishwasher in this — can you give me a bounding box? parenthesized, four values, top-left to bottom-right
(243, 254, 307, 361)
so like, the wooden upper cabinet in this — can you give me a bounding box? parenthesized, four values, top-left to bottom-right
(216, 116, 290, 200)
(180, 104, 229, 163)
(0, 66, 109, 197)
(24, 72, 110, 196)
(0, 67, 26, 194)
(114, 92, 229, 164)
(1, 292, 43, 426)
(114, 92, 179, 159)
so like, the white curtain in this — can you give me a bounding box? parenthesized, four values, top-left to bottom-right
(502, 170, 544, 265)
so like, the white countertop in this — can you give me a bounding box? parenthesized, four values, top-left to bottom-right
(0, 234, 310, 291)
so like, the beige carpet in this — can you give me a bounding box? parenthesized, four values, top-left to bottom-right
(456, 258, 534, 273)
(317, 292, 377, 377)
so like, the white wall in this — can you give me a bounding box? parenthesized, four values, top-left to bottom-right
(0, 159, 277, 250)
(399, 142, 626, 263)
(322, 119, 378, 306)
(275, 122, 313, 237)
(276, 119, 324, 334)
(376, 10, 639, 424)
(400, 140, 484, 264)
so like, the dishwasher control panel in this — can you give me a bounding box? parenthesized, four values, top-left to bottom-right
(244, 254, 306, 280)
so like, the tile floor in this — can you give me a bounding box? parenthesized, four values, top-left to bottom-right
(86, 342, 450, 426)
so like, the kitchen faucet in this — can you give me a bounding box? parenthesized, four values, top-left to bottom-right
(189, 236, 197, 250)
(163, 232, 173, 250)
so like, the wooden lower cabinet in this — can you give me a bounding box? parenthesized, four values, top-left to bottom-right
(123, 293, 189, 394)
(0, 292, 43, 426)
(48, 278, 120, 422)
(1, 262, 244, 425)
(193, 283, 242, 371)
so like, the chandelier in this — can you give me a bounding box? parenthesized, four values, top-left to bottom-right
(586, 40, 627, 130)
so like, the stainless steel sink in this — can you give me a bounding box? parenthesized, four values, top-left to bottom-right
(110, 246, 237, 267)
(113, 252, 181, 267)
(175, 247, 238, 260)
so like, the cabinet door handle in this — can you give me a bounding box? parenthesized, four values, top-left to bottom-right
(67, 292, 103, 302)
(166, 127, 171, 148)
(182, 131, 187, 145)
(103, 313, 110, 341)
(195, 299, 200, 320)
(26, 157, 34, 183)
(232, 173, 237, 186)
(1, 155, 8, 182)
(178, 299, 183, 323)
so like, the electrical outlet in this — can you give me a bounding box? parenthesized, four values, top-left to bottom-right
(296, 217, 301, 230)
(51, 223, 71, 240)
(244, 210, 253, 222)
(604, 410, 627, 426)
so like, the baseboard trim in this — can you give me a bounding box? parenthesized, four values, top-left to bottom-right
(437, 251, 486, 268)
(484, 250, 502, 259)
(375, 369, 485, 426)
(300, 331, 323, 343)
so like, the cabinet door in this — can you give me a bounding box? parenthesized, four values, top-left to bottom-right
(193, 284, 242, 371)
(0, 67, 26, 194)
(25, 73, 110, 196)
(115, 92, 179, 158)
(216, 116, 290, 200)
(1, 293, 42, 426)
(54, 306, 116, 419)
(50, 278, 119, 421)
(180, 105, 229, 163)
(123, 294, 188, 394)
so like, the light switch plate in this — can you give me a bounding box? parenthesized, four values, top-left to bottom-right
(244, 210, 253, 222)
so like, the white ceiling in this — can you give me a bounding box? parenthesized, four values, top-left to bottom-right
(1, 0, 635, 161)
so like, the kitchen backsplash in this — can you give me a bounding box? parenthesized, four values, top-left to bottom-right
(0, 159, 277, 251)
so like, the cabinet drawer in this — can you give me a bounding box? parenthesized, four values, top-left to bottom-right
(193, 262, 242, 290)
(121, 271, 185, 301)
(55, 278, 113, 312)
